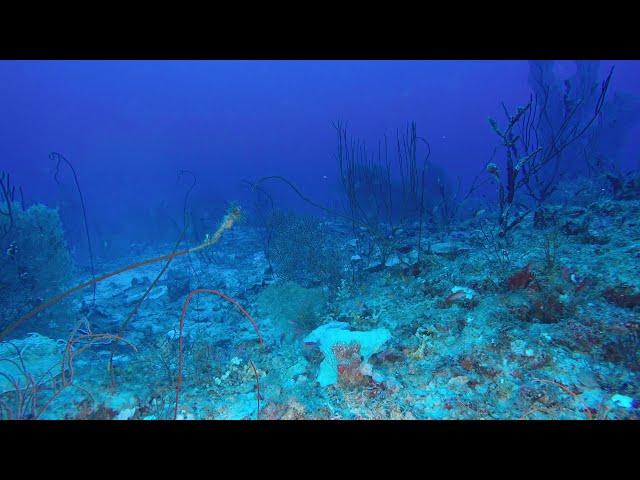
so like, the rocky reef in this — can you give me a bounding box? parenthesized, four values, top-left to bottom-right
(1, 181, 640, 420)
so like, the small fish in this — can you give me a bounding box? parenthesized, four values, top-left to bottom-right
(6, 241, 17, 258)
(570, 273, 583, 285)
(574, 276, 592, 293)
(445, 291, 466, 303)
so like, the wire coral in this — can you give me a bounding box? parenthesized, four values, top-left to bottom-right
(0, 323, 135, 419)
(173, 289, 263, 420)
(1, 206, 256, 420)
(35, 321, 137, 419)
(0, 205, 242, 341)
(1, 170, 24, 238)
(50, 152, 97, 305)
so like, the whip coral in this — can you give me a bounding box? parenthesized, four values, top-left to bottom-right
(0, 206, 249, 419)
(174, 289, 263, 420)
(0, 206, 242, 341)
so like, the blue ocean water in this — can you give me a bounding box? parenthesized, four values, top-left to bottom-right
(1, 60, 639, 419)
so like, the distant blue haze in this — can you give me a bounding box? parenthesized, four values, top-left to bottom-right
(1, 60, 638, 261)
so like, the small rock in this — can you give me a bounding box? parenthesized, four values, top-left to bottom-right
(401, 249, 420, 266)
(611, 394, 634, 409)
(451, 286, 476, 300)
(581, 230, 610, 245)
(385, 254, 401, 267)
(448, 375, 470, 387)
(167, 270, 191, 302)
(396, 245, 413, 254)
(566, 206, 587, 218)
(589, 199, 623, 216)
(510, 339, 528, 356)
(176, 410, 195, 420)
(429, 242, 470, 260)
(365, 261, 384, 273)
(125, 285, 167, 305)
(533, 206, 559, 229)
(114, 407, 136, 421)
(603, 285, 640, 309)
(562, 218, 589, 236)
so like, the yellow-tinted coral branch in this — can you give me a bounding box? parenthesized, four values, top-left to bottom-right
(0, 205, 242, 341)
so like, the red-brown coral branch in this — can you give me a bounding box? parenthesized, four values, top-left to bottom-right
(248, 360, 260, 420)
(174, 289, 263, 420)
(0, 206, 242, 341)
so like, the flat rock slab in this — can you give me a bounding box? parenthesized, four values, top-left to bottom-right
(429, 242, 471, 259)
(0, 333, 64, 394)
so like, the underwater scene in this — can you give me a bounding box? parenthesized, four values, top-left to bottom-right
(0, 60, 639, 420)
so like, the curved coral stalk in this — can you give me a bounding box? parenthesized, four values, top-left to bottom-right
(174, 289, 263, 420)
(0, 206, 242, 341)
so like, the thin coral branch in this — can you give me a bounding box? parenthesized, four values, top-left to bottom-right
(532, 377, 592, 420)
(248, 359, 260, 420)
(0, 205, 242, 342)
(108, 194, 191, 387)
(174, 289, 263, 420)
(51, 152, 97, 305)
(0, 170, 17, 238)
(34, 326, 136, 419)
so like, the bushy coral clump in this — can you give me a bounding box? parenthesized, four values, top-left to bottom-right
(267, 210, 345, 287)
(0, 203, 73, 333)
(254, 280, 327, 341)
